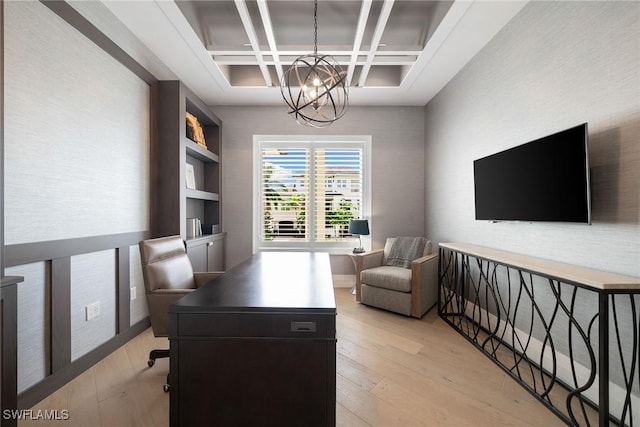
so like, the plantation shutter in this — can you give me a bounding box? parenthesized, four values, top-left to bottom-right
(256, 138, 368, 250)
(314, 148, 363, 242)
(260, 147, 310, 242)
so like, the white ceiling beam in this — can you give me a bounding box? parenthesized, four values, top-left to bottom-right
(358, 0, 394, 87)
(207, 45, 423, 53)
(256, 0, 283, 83)
(213, 58, 416, 67)
(208, 50, 423, 57)
(347, 0, 373, 86)
(233, 0, 273, 86)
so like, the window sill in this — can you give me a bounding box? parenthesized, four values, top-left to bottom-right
(257, 247, 369, 256)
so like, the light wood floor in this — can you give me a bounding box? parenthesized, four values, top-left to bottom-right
(20, 286, 563, 427)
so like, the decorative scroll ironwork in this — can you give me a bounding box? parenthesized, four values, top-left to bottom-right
(438, 247, 640, 426)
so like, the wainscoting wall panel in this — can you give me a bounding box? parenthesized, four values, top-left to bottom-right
(5, 262, 50, 394)
(129, 244, 149, 326)
(70, 250, 117, 361)
(4, 233, 149, 408)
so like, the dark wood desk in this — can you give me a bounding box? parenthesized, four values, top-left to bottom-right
(168, 252, 336, 427)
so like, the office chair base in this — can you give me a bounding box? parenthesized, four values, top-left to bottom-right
(163, 373, 170, 392)
(148, 348, 169, 367)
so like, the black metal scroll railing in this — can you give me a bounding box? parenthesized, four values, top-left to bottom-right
(438, 246, 640, 427)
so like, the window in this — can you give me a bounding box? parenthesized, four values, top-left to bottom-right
(254, 135, 371, 253)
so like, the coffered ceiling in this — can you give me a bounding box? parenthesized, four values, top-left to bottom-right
(176, 0, 452, 89)
(103, 0, 528, 106)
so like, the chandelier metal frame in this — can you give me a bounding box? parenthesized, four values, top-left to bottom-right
(280, 0, 348, 128)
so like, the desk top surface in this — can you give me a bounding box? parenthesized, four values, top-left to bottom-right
(170, 252, 336, 313)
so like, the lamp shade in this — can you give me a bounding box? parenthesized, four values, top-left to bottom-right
(348, 219, 369, 236)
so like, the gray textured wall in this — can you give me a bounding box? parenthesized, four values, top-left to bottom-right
(4, 1, 151, 245)
(211, 106, 426, 272)
(424, 1, 640, 277)
(4, 1, 153, 392)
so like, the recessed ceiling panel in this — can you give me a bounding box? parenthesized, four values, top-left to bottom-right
(269, 1, 361, 48)
(360, 0, 384, 50)
(229, 65, 267, 86)
(365, 65, 402, 87)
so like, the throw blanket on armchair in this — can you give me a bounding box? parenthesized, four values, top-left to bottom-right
(386, 236, 427, 269)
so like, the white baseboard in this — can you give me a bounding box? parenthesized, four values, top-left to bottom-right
(332, 274, 355, 288)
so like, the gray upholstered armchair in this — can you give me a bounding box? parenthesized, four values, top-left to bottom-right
(354, 237, 438, 318)
(139, 235, 223, 390)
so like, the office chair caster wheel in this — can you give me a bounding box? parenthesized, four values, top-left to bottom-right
(163, 383, 170, 393)
(148, 358, 155, 367)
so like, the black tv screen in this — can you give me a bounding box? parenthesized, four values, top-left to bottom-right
(474, 123, 590, 223)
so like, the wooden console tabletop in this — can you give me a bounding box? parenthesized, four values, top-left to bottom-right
(440, 243, 640, 291)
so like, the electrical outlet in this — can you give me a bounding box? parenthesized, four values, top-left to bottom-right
(130, 286, 137, 301)
(85, 301, 101, 321)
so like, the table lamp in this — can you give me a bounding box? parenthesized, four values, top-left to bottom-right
(348, 219, 369, 254)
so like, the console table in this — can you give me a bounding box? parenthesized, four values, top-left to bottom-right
(438, 243, 640, 427)
(168, 252, 336, 427)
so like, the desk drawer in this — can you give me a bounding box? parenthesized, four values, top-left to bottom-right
(176, 312, 335, 339)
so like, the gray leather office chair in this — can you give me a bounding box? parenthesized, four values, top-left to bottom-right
(139, 235, 223, 391)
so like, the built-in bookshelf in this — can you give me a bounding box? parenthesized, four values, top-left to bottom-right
(155, 81, 225, 271)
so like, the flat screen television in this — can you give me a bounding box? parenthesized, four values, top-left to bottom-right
(473, 123, 590, 223)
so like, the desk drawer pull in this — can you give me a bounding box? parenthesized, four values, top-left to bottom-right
(291, 322, 317, 333)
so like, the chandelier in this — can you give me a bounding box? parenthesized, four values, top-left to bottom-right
(280, 0, 348, 128)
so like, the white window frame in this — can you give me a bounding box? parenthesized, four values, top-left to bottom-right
(253, 135, 371, 254)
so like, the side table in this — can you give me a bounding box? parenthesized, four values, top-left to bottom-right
(349, 253, 364, 301)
